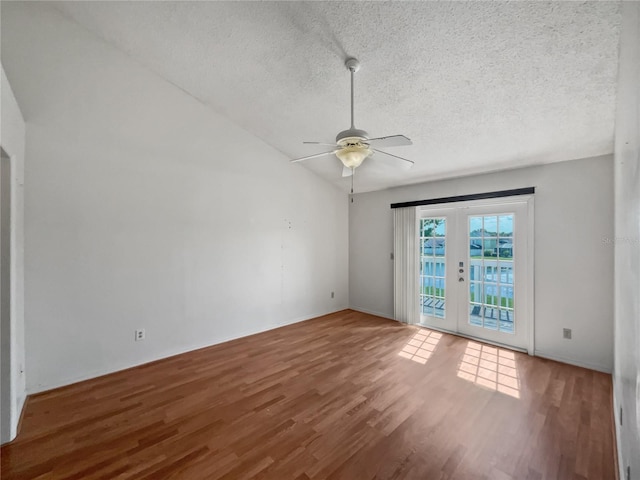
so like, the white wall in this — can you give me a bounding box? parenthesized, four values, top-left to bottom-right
(0, 65, 26, 443)
(613, 2, 640, 477)
(350, 156, 614, 372)
(1, 3, 348, 393)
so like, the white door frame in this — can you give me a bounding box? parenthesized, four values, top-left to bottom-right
(0, 149, 13, 443)
(418, 195, 534, 354)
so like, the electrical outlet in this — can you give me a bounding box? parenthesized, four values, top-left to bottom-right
(135, 329, 145, 341)
(563, 328, 572, 339)
(331, 291, 335, 299)
(390, 252, 394, 260)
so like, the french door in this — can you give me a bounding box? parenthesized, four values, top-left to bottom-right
(418, 198, 533, 352)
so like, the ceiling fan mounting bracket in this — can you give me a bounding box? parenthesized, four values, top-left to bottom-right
(345, 57, 361, 73)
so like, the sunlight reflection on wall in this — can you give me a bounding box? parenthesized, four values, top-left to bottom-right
(457, 341, 520, 398)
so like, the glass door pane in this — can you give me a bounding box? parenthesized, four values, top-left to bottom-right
(467, 214, 515, 334)
(420, 217, 446, 319)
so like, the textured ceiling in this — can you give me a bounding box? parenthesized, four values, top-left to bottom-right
(50, 1, 621, 193)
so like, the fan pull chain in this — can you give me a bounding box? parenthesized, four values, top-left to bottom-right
(351, 167, 355, 203)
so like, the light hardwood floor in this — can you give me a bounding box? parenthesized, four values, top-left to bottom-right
(1, 310, 616, 479)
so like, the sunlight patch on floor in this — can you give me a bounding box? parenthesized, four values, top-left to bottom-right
(398, 329, 442, 364)
(457, 341, 520, 398)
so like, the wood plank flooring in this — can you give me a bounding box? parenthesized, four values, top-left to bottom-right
(0, 310, 616, 479)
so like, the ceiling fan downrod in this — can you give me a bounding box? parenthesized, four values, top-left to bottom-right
(346, 57, 360, 130)
(337, 58, 368, 143)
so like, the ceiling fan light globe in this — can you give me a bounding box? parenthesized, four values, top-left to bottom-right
(336, 145, 372, 169)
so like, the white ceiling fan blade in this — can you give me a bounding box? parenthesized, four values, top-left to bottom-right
(372, 149, 415, 169)
(290, 151, 336, 163)
(342, 165, 354, 177)
(367, 135, 412, 148)
(303, 141, 338, 147)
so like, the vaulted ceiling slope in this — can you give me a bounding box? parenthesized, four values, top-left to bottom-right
(50, 1, 620, 192)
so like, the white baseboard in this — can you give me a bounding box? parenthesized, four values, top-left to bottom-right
(347, 312, 613, 375)
(15, 391, 25, 434)
(287, 306, 349, 325)
(10, 392, 27, 443)
(1, 390, 27, 445)
(534, 350, 612, 374)
(348, 306, 395, 321)
(27, 307, 350, 395)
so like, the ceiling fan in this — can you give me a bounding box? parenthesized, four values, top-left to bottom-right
(291, 58, 414, 178)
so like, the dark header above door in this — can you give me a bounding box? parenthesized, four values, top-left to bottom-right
(390, 187, 535, 209)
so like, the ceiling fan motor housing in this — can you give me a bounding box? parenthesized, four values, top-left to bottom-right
(336, 128, 369, 144)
